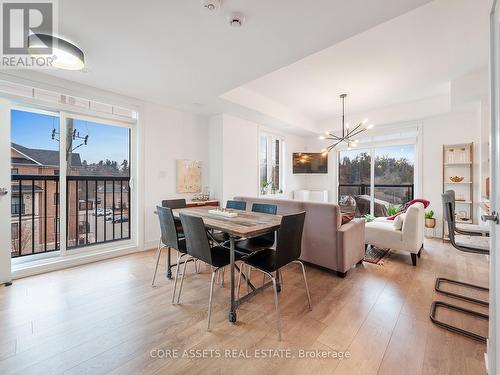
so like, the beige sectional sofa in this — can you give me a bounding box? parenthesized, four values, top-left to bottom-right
(234, 196, 366, 277)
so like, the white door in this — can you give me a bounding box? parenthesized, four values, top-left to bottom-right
(489, 0, 500, 372)
(0, 99, 11, 285)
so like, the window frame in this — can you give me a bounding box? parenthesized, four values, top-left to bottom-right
(337, 141, 417, 216)
(10, 105, 137, 264)
(258, 132, 285, 196)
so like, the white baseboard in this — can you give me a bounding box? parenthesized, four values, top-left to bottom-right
(11, 244, 146, 280)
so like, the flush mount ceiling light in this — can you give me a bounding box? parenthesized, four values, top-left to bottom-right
(201, 0, 221, 11)
(28, 34, 85, 71)
(319, 94, 374, 155)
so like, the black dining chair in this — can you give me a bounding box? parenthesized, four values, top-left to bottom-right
(445, 190, 489, 236)
(429, 192, 490, 343)
(442, 192, 489, 254)
(237, 211, 310, 340)
(153, 207, 194, 304)
(235, 203, 278, 255)
(162, 199, 186, 236)
(176, 213, 243, 330)
(161, 199, 187, 209)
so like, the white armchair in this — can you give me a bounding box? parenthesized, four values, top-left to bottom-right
(365, 203, 425, 266)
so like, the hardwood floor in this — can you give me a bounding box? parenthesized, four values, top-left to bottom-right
(0, 238, 488, 375)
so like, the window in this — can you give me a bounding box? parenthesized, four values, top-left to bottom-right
(338, 144, 415, 217)
(259, 133, 285, 195)
(10, 108, 133, 259)
(11, 223, 19, 240)
(11, 195, 25, 215)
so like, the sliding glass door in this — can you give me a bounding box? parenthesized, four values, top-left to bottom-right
(9, 108, 132, 261)
(339, 144, 415, 217)
(64, 116, 131, 250)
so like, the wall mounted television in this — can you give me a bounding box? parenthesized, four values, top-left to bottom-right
(292, 152, 328, 174)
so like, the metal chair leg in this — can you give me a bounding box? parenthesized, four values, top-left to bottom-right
(237, 263, 243, 299)
(271, 276, 282, 341)
(171, 253, 183, 303)
(221, 267, 225, 288)
(176, 255, 189, 304)
(430, 301, 488, 343)
(247, 267, 252, 293)
(151, 242, 163, 286)
(294, 260, 312, 310)
(207, 269, 217, 331)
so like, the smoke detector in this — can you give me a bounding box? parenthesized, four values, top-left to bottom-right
(228, 12, 245, 28)
(201, 0, 221, 11)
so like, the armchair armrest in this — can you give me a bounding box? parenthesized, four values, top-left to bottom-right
(336, 218, 366, 273)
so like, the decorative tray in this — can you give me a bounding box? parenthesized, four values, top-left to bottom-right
(208, 209, 238, 218)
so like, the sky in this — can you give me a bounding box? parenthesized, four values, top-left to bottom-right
(11, 109, 130, 164)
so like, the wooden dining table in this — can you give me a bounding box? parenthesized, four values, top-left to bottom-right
(171, 206, 282, 323)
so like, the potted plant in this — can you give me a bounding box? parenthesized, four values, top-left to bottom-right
(386, 204, 401, 217)
(260, 179, 272, 195)
(425, 210, 436, 228)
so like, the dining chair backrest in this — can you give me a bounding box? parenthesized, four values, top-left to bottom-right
(275, 212, 306, 269)
(179, 213, 214, 265)
(156, 206, 181, 249)
(444, 189, 456, 216)
(442, 192, 456, 242)
(226, 200, 246, 210)
(252, 203, 277, 215)
(252, 203, 278, 243)
(162, 199, 187, 209)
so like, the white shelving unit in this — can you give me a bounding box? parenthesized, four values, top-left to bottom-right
(442, 142, 474, 239)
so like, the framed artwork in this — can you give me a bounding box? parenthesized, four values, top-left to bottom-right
(176, 159, 201, 193)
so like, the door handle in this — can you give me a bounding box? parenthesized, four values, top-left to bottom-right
(0, 188, 8, 196)
(481, 211, 499, 224)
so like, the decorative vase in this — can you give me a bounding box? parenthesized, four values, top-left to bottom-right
(425, 218, 436, 228)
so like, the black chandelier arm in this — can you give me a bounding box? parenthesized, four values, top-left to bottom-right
(348, 128, 369, 138)
(346, 122, 364, 137)
(326, 135, 342, 141)
(327, 138, 345, 150)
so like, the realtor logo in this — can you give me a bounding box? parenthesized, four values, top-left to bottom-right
(0, 0, 58, 68)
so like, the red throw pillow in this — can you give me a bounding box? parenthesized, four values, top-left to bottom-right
(406, 199, 430, 209)
(341, 212, 354, 225)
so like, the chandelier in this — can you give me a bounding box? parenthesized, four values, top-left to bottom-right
(320, 94, 374, 155)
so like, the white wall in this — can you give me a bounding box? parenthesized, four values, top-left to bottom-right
(143, 102, 210, 248)
(208, 114, 318, 203)
(421, 109, 481, 237)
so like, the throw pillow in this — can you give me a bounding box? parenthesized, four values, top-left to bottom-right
(387, 199, 431, 220)
(393, 214, 405, 230)
(342, 212, 354, 225)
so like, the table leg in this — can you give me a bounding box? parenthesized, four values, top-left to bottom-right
(228, 235, 237, 323)
(167, 247, 172, 279)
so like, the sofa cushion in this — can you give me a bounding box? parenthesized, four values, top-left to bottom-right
(365, 221, 403, 247)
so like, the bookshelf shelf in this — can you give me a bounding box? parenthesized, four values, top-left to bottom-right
(442, 142, 473, 240)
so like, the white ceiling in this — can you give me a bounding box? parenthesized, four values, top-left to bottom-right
(238, 0, 489, 122)
(29, 0, 433, 114)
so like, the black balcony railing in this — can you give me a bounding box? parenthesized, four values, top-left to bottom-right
(338, 183, 414, 217)
(10, 175, 131, 258)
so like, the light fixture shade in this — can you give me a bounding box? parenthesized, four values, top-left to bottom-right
(28, 34, 85, 71)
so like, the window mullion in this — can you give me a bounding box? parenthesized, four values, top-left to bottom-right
(58, 112, 67, 256)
